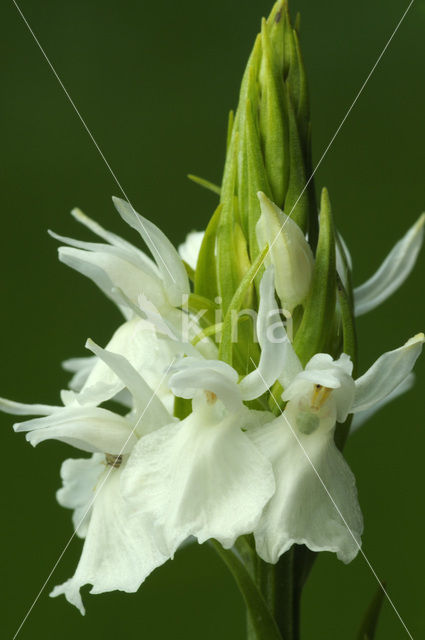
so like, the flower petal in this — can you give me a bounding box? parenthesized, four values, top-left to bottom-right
(58, 246, 166, 315)
(86, 339, 173, 435)
(70, 208, 159, 275)
(51, 459, 167, 614)
(354, 214, 425, 316)
(352, 333, 424, 413)
(56, 454, 105, 538)
(250, 414, 363, 564)
(73, 317, 176, 412)
(169, 357, 242, 411)
(62, 356, 97, 391)
(178, 230, 205, 270)
(121, 405, 275, 554)
(0, 398, 61, 416)
(14, 406, 136, 454)
(351, 373, 415, 433)
(240, 266, 295, 400)
(112, 197, 190, 306)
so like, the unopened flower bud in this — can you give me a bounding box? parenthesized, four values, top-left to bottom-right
(256, 191, 314, 312)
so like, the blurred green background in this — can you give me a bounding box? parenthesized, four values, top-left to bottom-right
(1, 0, 424, 638)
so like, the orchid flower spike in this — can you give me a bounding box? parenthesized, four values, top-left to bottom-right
(120, 267, 291, 554)
(250, 333, 424, 564)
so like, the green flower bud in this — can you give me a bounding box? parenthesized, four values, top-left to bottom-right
(219, 0, 316, 274)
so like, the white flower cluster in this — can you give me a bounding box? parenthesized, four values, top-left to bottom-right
(1, 195, 423, 614)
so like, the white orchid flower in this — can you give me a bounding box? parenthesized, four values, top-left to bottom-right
(50, 200, 189, 317)
(51, 203, 216, 407)
(250, 333, 424, 565)
(63, 316, 179, 413)
(256, 191, 314, 313)
(120, 267, 289, 554)
(336, 214, 425, 316)
(0, 340, 175, 613)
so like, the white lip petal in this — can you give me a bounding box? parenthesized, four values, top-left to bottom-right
(112, 197, 190, 306)
(250, 415, 363, 564)
(121, 407, 275, 555)
(14, 406, 136, 454)
(352, 333, 425, 413)
(354, 214, 425, 317)
(56, 454, 105, 539)
(51, 460, 168, 614)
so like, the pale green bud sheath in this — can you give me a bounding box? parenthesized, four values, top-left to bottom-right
(256, 191, 314, 312)
(219, 0, 316, 277)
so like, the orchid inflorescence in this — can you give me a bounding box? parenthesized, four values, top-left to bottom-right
(2, 1, 423, 637)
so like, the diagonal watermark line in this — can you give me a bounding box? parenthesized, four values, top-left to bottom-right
(251, 0, 415, 284)
(11, 357, 176, 640)
(251, 358, 414, 640)
(11, 0, 176, 284)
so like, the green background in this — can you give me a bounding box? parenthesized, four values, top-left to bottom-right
(1, 0, 424, 638)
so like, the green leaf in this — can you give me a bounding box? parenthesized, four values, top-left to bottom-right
(245, 98, 271, 261)
(223, 34, 262, 237)
(357, 584, 386, 640)
(219, 245, 268, 366)
(259, 18, 288, 208)
(266, 0, 286, 79)
(293, 187, 336, 365)
(216, 198, 244, 313)
(194, 203, 222, 302)
(283, 90, 309, 233)
(187, 174, 221, 196)
(191, 322, 223, 346)
(226, 109, 234, 151)
(182, 259, 195, 282)
(334, 274, 357, 451)
(337, 274, 357, 370)
(186, 293, 216, 326)
(211, 541, 283, 640)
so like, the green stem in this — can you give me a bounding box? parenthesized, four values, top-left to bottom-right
(256, 550, 297, 640)
(213, 541, 308, 640)
(211, 541, 283, 640)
